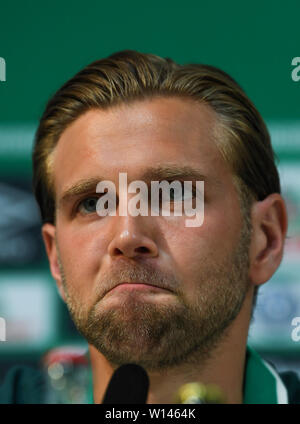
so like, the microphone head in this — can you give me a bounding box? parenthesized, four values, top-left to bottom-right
(102, 363, 149, 404)
(176, 382, 225, 404)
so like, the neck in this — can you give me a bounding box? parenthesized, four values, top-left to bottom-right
(89, 289, 253, 404)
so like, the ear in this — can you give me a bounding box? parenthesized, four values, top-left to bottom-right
(249, 193, 288, 287)
(42, 223, 67, 302)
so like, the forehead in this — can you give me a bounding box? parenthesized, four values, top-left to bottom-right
(51, 97, 233, 197)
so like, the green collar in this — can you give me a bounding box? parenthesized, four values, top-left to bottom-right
(87, 345, 288, 404)
(243, 345, 288, 404)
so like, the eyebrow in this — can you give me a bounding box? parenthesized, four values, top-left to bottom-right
(58, 165, 221, 209)
(142, 165, 212, 183)
(58, 177, 103, 209)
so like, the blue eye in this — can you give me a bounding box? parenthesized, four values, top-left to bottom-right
(78, 197, 98, 214)
(169, 186, 195, 202)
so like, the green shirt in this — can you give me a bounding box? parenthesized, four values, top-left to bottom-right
(243, 345, 288, 404)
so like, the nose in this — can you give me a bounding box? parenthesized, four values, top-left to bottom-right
(107, 216, 159, 259)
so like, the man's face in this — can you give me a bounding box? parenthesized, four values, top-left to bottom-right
(44, 97, 252, 371)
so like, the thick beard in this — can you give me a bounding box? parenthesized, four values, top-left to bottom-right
(58, 220, 251, 372)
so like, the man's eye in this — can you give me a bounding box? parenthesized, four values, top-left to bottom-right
(169, 186, 195, 202)
(77, 197, 99, 214)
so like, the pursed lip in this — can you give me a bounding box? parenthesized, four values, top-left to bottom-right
(104, 281, 173, 297)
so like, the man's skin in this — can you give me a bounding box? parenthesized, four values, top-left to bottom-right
(41, 97, 287, 404)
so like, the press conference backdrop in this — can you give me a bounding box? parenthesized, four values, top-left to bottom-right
(0, 1, 300, 379)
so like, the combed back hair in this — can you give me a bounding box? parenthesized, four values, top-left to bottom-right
(32, 49, 280, 227)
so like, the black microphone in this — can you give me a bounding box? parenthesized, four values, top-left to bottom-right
(102, 363, 149, 404)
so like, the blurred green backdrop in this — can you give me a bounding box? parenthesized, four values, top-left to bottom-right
(0, 0, 300, 375)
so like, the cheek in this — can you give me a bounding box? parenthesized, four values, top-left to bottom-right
(57, 222, 108, 283)
(164, 205, 241, 275)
